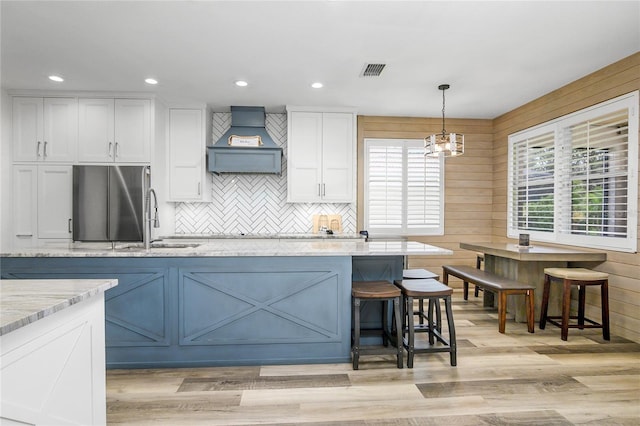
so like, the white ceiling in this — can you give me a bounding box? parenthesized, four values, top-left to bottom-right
(1, 1, 639, 119)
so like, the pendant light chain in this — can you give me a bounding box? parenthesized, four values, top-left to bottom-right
(425, 83, 464, 158)
(441, 87, 447, 137)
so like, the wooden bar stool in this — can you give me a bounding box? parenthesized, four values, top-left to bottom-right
(539, 268, 610, 341)
(403, 269, 440, 326)
(351, 281, 403, 370)
(394, 278, 456, 368)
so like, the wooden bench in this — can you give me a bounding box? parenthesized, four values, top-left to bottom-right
(442, 265, 535, 334)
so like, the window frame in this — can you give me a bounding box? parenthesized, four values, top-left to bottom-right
(507, 91, 639, 253)
(363, 138, 445, 237)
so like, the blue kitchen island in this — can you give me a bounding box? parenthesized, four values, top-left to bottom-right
(0, 238, 451, 368)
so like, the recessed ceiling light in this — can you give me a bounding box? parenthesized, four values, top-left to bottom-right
(311, 82, 323, 89)
(48, 75, 64, 82)
(145, 78, 158, 85)
(235, 80, 248, 87)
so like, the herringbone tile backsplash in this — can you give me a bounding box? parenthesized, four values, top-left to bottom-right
(175, 112, 356, 235)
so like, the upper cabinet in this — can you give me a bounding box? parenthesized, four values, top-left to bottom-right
(12, 97, 78, 162)
(78, 98, 151, 163)
(167, 107, 208, 202)
(286, 106, 356, 203)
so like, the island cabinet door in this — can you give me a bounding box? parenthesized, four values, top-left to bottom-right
(0, 260, 171, 350)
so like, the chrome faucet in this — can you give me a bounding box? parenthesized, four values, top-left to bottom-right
(144, 187, 160, 250)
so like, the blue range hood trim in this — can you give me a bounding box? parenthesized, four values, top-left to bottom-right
(207, 146, 282, 175)
(207, 106, 283, 175)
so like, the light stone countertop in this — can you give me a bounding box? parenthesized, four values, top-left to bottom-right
(1, 239, 453, 258)
(0, 279, 118, 336)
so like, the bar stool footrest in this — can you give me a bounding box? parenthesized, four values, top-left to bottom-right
(545, 316, 603, 329)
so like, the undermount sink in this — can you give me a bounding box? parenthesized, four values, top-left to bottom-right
(116, 241, 201, 250)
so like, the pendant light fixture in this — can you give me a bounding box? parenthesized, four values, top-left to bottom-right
(425, 84, 464, 157)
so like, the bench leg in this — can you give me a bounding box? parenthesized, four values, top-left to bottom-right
(526, 289, 535, 333)
(498, 291, 507, 334)
(463, 281, 469, 300)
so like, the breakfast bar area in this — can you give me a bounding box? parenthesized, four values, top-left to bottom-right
(0, 238, 451, 368)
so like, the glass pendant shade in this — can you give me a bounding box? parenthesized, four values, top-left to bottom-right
(424, 84, 464, 158)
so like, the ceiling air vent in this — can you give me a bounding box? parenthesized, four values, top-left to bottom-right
(361, 63, 386, 77)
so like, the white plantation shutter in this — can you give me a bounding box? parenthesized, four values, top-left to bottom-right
(559, 108, 631, 240)
(367, 144, 403, 229)
(508, 91, 638, 252)
(407, 146, 442, 230)
(509, 129, 555, 233)
(365, 139, 444, 236)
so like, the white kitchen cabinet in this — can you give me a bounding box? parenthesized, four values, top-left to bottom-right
(12, 165, 38, 247)
(12, 165, 72, 247)
(78, 98, 151, 163)
(12, 97, 78, 162)
(167, 108, 207, 201)
(286, 107, 356, 203)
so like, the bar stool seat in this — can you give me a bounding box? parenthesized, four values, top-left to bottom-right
(403, 269, 440, 326)
(403, 269, 439, 280)
(394, 278, 456, 368)
(539, 268, 610, 341)
(351, 281, 403, 370)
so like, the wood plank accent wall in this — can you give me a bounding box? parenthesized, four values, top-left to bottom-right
(357, 52, 639, 343)
(356, 115, 495, 282)
(492, 52, 640, 343)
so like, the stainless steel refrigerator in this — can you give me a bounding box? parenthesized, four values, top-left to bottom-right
(72, 165, 146, 242)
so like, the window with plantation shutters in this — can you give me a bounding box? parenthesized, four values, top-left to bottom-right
(364, 139, 444, 236)
(508, 91, 638, 253)
(509, 128, 555, 233)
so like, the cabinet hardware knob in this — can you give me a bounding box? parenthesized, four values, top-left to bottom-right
(16, 234, 33, 237)
(37, 141, 42, 157)
(43, 141, 48, 157)
(108, 142, 113, 157)
(198, 182, 201, 195)
(68, 218, 72, 233)
(318, 184, 321, 196)
(115, 142, 119, 157)
(322, 183, 326, 196)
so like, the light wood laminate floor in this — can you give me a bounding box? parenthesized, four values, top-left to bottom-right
(107, 293, 640, 425)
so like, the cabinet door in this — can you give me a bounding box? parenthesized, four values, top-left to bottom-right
(168, 108, 204, 201)
(12, 97, 43, 162)
(287, 111, 323, 202)
(43, 98, 78, 162)
(114, 99, 151, 163)
(78, 98, 115, 162)
(321, 113, 355, 202)
(12, 165, 38, 247)
(37, 165, 73, 239)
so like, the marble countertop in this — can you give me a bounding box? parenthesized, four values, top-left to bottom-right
(0, 279, 118, 336)
(161, 233, 367, 240)
(1, 239, 452, 258)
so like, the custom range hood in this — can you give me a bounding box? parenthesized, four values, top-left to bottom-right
(207, 106, 283, 174)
